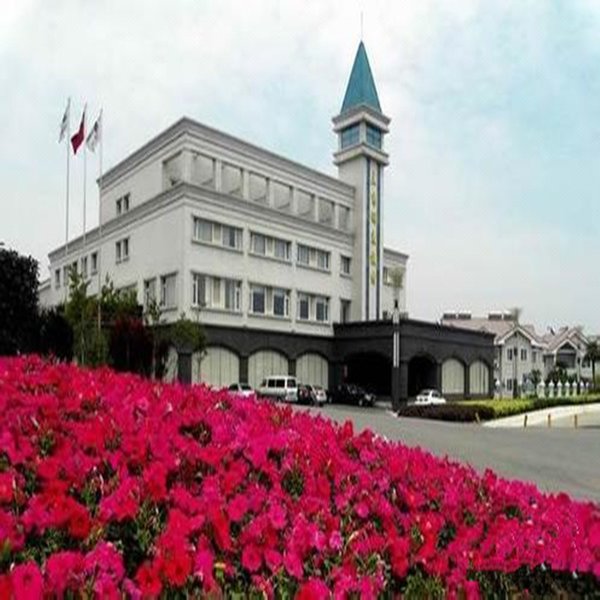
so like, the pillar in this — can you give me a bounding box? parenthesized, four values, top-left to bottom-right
(434, 361, 442, 391)
(464, 364, 471, 399)
(239, 356, 249, 385)
(214, 159, 222, 192)
(177, 351, 192, 385)
(399, 360, 409, 404)
(241, 169, 249, 200)
(289, 358, 297, 377)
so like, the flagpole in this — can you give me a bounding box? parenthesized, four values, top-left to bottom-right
(83, 138, 87, 249)
(65, 98, 70, 259)
(97, 109, 103, 333)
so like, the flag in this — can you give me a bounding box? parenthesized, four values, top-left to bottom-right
(58, 99, 70, 143)
(71, 104, 86, 155)
(86, 110, 102, 152)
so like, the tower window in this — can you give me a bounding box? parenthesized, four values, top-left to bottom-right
(340, 125, 360, 149)
(366, 125, 382, 149)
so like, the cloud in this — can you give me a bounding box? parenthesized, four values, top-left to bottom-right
(1, 0, 598, 331)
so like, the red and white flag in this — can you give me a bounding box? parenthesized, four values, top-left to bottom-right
(58, 98, 70, 143)
(86, 110, 102, 153)
(71, 104, 86, 155)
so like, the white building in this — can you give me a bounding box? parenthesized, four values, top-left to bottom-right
(441, 311, 592, 397)
(40, 42, 410, 389)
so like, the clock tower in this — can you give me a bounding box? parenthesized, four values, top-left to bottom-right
(333, 42, 390, 321)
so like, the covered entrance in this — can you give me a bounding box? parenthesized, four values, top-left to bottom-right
(345, 352, 391, 396)
(407, 355, 438, 398)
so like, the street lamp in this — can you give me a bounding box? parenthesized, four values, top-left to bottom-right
(392, 299, 401, 411)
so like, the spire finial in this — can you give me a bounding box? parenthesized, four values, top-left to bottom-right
(360, 11, 364, 40)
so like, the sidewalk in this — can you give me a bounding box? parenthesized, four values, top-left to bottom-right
(485, 402, 600, 428)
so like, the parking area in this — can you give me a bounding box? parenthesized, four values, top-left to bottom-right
(298, 402, 600, 503)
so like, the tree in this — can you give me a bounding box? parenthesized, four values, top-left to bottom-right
(64, 268, 107, 366)
(0, 248, 39, 355)
(585, 340, 600, 390)
(169, 313, 207, 384)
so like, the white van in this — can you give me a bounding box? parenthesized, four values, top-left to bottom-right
(258, 376, 298, 403)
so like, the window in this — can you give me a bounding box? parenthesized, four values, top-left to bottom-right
(116, 238, 129, 263)
(63, 266, 69, 285)
(251, 233, 267, 255)
(192, 273, 241, 312)
(341, 256, 351, 276)
(80, 256, 88, 279)
(298, 293, 310, 320)
(144, 278, 157, 307)
(316, 250, 329, 271)
(507, 348, 513, 361)
(250, 233, 290, 261)
(90, 252, 98, 274)
(297, 245, 310, 265)
(250, 285, 266, 314)
(340, 299, 351, 323)
(116, 193, 130, 216)
(297, 292, 329, 323)
(532, 350, 537, 363)
(54, 269, 61, 289)
(224, 279, 241, 311)
(159, 274, 177, 308)
(506, 379, 513, 391)
(296, 244, 330, 271)
(273, 288, 289, 317)
(340, 125, 360, 149)
(274, 239, 289, 261)
(520, 349, 528, 361)
(222, 225, 241, 249)
(366, 125, 382, 149)
(193, 218, 242, 250)
(315, 296, 329, 322)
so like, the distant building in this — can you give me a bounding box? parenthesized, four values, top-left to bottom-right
(441, 311, 592, 397)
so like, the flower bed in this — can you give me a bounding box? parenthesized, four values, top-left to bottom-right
(0, 356, 599, 598)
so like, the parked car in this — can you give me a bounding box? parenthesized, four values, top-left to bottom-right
(297, 383, 313, 404)
(227, 383, 254, 398)
(307, 384, 328, 406)
(258, 376, 298, 403)
(414, 389, 447, 405)
(330, 384, 375, 407)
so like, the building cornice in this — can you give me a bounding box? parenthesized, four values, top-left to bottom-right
(383, 247, 409, 261)
(100, 117, 355, 198)
(49, 181, 354, 263)
(333, 142, 389, 166)
(332, 104, 391, 130)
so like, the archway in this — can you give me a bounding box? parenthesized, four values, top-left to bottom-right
(296, 353, 329, 388)
(248, 350, 289, 389)
(195, 346, 240, 388)
(441, 358, 465, 396)
(408, 355, 438, 398)
(469, 360, 490, 397)
(345, 352, 391, 396)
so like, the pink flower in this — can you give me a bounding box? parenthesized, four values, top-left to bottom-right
(283, 550, 303, 579)
(297, 577, 330, 599)
(11, 562, 42, 600)
(242, 544, 262, 573)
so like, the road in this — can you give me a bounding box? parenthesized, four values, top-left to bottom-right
(298, 403, 600, 503)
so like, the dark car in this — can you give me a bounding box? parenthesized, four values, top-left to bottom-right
(330, 384, 375, 407)
(296, 384, 313, 405)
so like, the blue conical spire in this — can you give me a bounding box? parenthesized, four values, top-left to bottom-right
(341, 41, 381, 113)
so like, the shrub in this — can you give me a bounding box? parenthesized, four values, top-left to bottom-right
(397, 403, 496, 422)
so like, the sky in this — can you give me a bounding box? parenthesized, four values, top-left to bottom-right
(1, 0, 599, 332)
